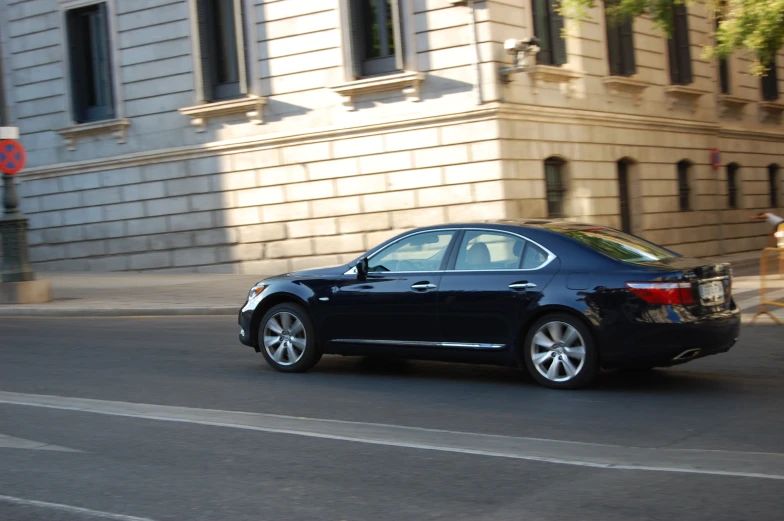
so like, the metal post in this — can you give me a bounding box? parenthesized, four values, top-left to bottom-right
(1, 173, 35, 283)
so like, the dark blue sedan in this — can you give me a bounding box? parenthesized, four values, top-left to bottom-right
(238, 220, 740, 389)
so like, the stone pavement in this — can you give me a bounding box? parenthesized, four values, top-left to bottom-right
(0, 251, 780, 325)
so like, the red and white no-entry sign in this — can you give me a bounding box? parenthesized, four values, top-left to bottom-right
(0, 140, 27, 175)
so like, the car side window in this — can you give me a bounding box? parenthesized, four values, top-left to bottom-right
(454, 231, 526, 271)
(368, 231, 456, 273)
(521, 241, 549, 269)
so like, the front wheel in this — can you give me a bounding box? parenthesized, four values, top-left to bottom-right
(258, 303, 321, 373)
(522, 313, 598, 389)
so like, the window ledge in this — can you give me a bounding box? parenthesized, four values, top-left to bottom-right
(759, 100, 784, 123)
(664, 85, 710, 112)
(602, 76, 652, 106)
(717, 94, 750, 118)
(329, 71, 425, 111)
(178, 95, 267, 132)
(528, 65, 583, 97)
(56, 118, 130, 152)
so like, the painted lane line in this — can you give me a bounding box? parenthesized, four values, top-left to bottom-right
(0, 433, 82, 452)
(0, 495, 156, 521)
(1, 391, 783, 481)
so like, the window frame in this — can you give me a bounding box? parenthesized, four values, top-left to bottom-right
(605, 3, 636, 76)
(188, 0, 258, 104)
(769, 164, 780, 208)
(531, 0, 567, 66)
(761, 57, 780, 101)
(677, 160, 692, 211)
(339, 0, 416, 81)
(60, 0, 123, 125)
(344, 228, 556, 275)
(726, 163, 740, 209)
(667, 2, 693, 85)
(544, 157, 567, 219)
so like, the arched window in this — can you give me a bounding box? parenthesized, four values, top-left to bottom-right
(677, 160, 692, 211)
(544, 157, 566, 218)
(726, 163, 740, 209)
(770, 164, 780, 208)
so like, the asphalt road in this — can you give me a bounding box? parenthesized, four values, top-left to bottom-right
(1, 317, 783, 521)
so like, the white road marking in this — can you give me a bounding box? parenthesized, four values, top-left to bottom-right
(0, 495, 156, 521)
(1, 391, 783, 481)
(0, 433, 81, 452)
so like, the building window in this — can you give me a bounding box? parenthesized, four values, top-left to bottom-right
(66, 3, 115, 123)
(726, 163, 739, 209)
(677, 160, 691, 211)
(348, 0, 404, 77)
(196, 0, 248, 102)
(606, 5, 635, 76)
(617, 159, 633, 233)
(544, 157, 567, 218)
(667, 3, 692, 85)
(715, 19, 730, 94)
(761, 58, 779, 101)
(532, 0, 567, 66)
(770, 164, 780, 208)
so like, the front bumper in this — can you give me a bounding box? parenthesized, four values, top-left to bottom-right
(238, 300, 258, 350)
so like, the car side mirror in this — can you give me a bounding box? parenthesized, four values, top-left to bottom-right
(356, 258, 369, 279)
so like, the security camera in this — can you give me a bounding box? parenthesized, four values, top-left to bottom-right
(504, 37, 540, 54)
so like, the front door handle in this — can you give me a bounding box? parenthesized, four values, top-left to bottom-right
(509, 282, 537, 290)
(411, 283, 437, 291)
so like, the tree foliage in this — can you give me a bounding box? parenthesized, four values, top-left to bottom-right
(557, 0, 784, 75)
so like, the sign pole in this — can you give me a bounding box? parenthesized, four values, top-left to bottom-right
(0, 130, 50, 303)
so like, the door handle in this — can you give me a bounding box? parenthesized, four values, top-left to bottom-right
(411, 283, 437, 291)
(509, 282, 537, 290)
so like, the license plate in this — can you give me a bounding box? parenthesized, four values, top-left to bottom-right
(699, 280, 725, 304)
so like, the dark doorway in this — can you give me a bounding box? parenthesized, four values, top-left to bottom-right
(617, 159, 632, 233)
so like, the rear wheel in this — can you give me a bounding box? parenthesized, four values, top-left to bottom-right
(258, 303, 321, 373)
(522, 313, 598, 389)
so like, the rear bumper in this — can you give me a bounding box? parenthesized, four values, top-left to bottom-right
(600, 307, 741, 368)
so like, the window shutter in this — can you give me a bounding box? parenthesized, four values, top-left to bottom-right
(391, 0, 404, 71)
(619, 18, 635, 75)
(719, 58, 730, 94)
(667, 35, 679, 84)
(531, 0, 551, 65)
(606, 16, 622, 75)
(674, 4, 692, 84)
(348, 0, 365, 79)
(196, 0, 214, 102)
(550, 0, 567, 65)
(233, 0, 248, 95)
(94, 2, 115, 118)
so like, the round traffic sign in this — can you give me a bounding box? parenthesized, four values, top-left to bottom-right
(0, 140, 27, 175)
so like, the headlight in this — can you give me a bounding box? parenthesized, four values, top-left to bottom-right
(248, 284, 267, 300)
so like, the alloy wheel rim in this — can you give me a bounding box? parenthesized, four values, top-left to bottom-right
(530, 321, 586, 382)
(263, 312, 307, 366)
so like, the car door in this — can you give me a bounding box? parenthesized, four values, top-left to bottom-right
(437, 229, 559, 349)
(321, 229, 459, 347)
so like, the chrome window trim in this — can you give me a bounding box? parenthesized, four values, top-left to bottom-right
(330, 339, 506, 350)
(342, 227, 558, 275)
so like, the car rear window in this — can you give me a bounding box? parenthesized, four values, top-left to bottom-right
(551, 227, 678, 263)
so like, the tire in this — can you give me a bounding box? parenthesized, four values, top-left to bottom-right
(258, 303, 321, 373)
(522, 313, 598, 390)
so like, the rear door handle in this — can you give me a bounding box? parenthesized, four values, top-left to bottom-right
(509, 282, 537, 290)
(411, 283, 437, 291)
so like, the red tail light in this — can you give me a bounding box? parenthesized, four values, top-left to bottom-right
(626, 282, 695, 305)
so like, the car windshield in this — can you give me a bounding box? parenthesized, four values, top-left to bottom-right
(551, 227, 678, 263)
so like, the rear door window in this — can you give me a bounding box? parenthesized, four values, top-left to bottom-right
(552, 227, 678, 263)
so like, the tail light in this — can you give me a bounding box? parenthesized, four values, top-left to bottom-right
(626, 282, 695, 305)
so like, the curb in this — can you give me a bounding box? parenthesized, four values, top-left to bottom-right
(0, 306, 238, 317)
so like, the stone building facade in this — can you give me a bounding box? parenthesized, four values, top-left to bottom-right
(0, 0, 782, 273)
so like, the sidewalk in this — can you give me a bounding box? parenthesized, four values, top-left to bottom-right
(0, 252, 780, 325)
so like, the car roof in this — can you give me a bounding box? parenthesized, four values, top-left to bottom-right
(418, 219, 606, 232)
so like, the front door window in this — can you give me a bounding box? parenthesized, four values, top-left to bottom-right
(369, 231, 455, 273)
